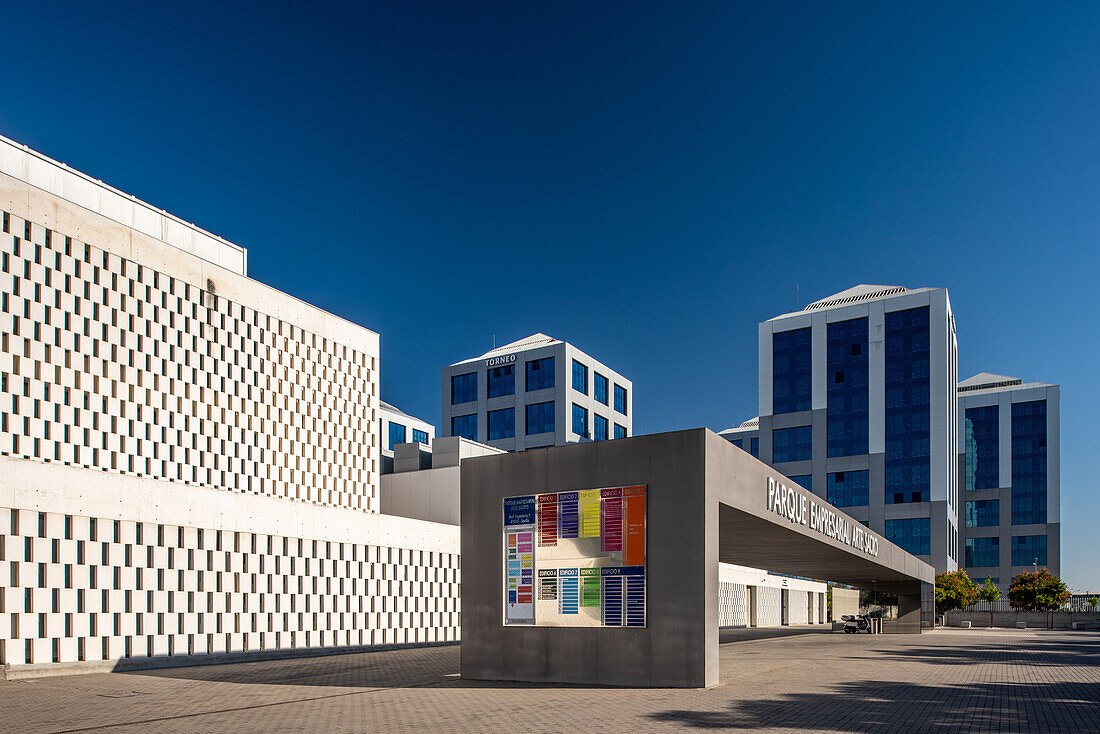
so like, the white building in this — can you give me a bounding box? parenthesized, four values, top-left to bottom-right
(379, 400, 435, 474)
(745, 285, 959, 573)
(441, 333, 632, 451)
(0, 134, 460, 674)
(957, 373, 1060, 585)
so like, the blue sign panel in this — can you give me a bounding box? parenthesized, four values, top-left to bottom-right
(504, 495, 536, 526)
(558, 491, 579, 538)
(601, 574, 623, 626)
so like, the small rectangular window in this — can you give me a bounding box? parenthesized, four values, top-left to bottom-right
(593, 414, 608, 441)
(593, 372, 609, 405)
(572, 403, 588, 438)
(525, 401, 554, 435)
(572, 360, 588, 394)
(614, 384, 628, 415)
(452, 414, 477, 441)
(525, 357, 555, 391)
(388, 421, 406, 450)
(451, 372, 477, 404)
(488, 408, 515, 440)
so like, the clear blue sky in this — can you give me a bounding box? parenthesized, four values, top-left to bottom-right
(3, 2, 1097, 589)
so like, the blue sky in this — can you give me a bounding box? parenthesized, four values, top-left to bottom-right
(3, 2, 1097, 589)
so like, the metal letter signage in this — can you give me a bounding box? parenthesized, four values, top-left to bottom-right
(765, 477, 879, 558)
(503, 486, 646, 627)
(486, 354, 517, 368)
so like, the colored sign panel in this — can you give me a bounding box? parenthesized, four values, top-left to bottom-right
(504, 496, 536, 526)
(537, 494, 558, 547)
(503, 486, 645, 627)
(559, 568, 579, 614)
(600, 488, 623, 552)
(504, 525, 535, 624)
(580, 568, 601, 607)
(558, 491, 579, 539)
(624, 487, 646, 566)
(579, 490, 601, 537)
(538, 569, 558, 601)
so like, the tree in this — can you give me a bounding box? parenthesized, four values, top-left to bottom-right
(1088, 596, 1099, 613)
(1008, 570, 1070, 628)
(977, 577, 1001, 628)
(935, 570, 979, 618)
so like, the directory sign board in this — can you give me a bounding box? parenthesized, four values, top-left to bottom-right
(503, 486, 646, 627)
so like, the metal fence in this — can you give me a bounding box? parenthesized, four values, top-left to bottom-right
(961, 594, 1100, 614)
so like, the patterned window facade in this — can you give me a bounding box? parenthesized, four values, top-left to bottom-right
(0, 214, 377, 511)
(451, 414, 476, 441)
(828, 470, 869, 507)
(885, 307, 930, 504)
(1012, 400, 1047, 525)
(526, 401, 554, 435)
(964, 405, 999, 491)
(827, 317, 868, 457)
(487, 365, 514, 399)
(614, 423, 627, 439)
(789, 475, 812, 492)
(885, 517, 931, 556)
(488, 408, 515, 440)
(964, 499, 999, 528)
(451, 372, 477, 404)
(1011, 535, 1047, 566)
(525, 357, 554, 392)
(772, 425, 811, 463)
(772, 327, 811, 414)
(411, 429, 429, 445)
(965, 536, 1000, 567)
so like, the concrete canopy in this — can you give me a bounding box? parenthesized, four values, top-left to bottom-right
(460, 428, 934, 688)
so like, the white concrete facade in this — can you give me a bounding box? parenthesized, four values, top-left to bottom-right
(379, 400, 435, 475)
(0, 135, 246, 275)
(956, 374, 1060, 585)
(0, 137, 461, 674)
(717, 564, 828, 627)
(381, 436, 505, 526)
(441, 334, 632, 451)
(752, 285, 959, 573)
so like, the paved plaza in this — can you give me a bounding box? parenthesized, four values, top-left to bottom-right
(1, 628, 1098, 733)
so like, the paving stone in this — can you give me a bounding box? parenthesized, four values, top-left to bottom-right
(1, 628, 1097, 733)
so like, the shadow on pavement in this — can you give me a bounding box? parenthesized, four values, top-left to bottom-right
(719, 625, 836, 644)
(865, 632, 1100, 668)
(650, 680, 1100, 731)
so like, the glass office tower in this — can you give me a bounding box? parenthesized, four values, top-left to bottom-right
(752, 285, 959, 573)
(957, 373, 1060, 586)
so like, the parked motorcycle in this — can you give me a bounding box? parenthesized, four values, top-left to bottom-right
(841, 614, 871, 633)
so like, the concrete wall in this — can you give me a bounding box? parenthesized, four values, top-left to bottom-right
(0, 455, 461, 673)
(461, 431, 713, 688)
(0, 183, 381, 513)
(832, 588, 859, 620)
(381, 466, 461, 525)
(0, 135, 247, 275)
(460, 430, 933, 688)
